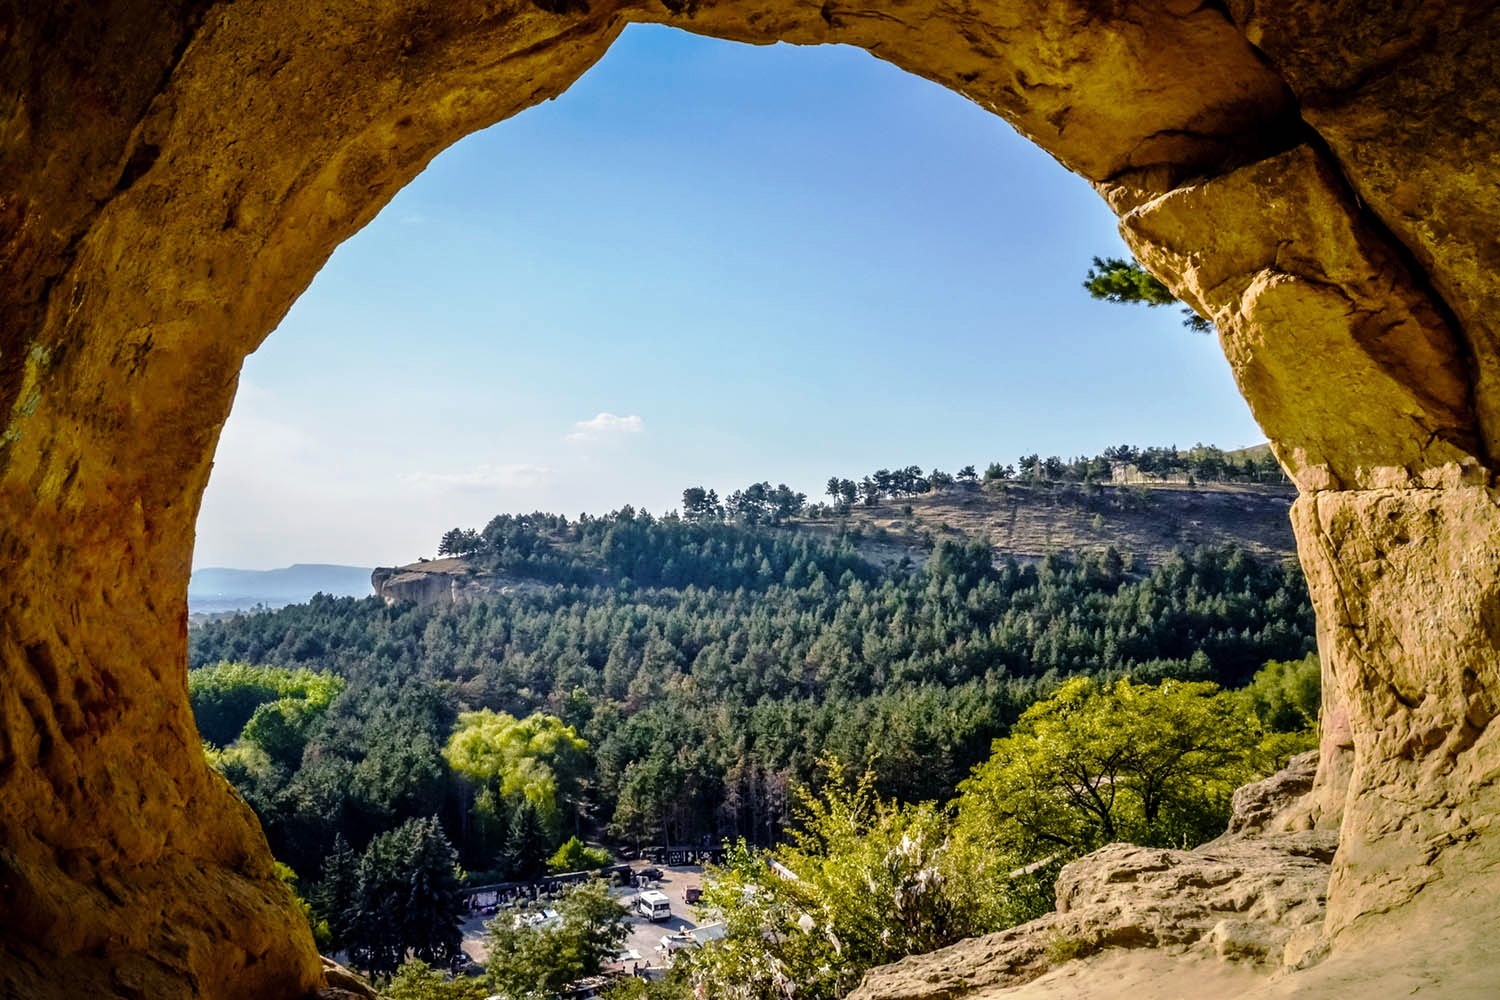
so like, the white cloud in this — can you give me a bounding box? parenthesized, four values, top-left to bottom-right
(401, 464, 554, 491)
(566, 412, 645, 442)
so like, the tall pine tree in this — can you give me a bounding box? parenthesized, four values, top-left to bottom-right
(400, 817, 464, 969)
(310, 834, 359, 953)
(505, 800, 548, 881)
(344, 818, 465, 977)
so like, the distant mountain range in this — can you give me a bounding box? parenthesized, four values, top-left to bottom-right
(189, 563, 374, 613)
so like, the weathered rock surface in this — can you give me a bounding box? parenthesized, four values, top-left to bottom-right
(1293, 487, 1500, 942)
(314, 957, 379, 1000)
(372, 559, 548, 606)
(3, 0, 1500, 996)
(850, 830, 1336, 1000)
(371, 560, 481, 606)
(1223, 749, 1321, 837)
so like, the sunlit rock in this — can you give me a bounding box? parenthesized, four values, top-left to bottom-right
(2, 0, 1498, 994)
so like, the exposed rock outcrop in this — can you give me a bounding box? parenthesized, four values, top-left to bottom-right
(850, 831, 1337, 1000)
(851, 753, 1340, 1000)
(371, 560, 483, 606)
(1223, 749, 1321, 837)
(371, 559, 545, 606)
(3, 1, 1499, 995)
(314, 957, 378, 1000)
(1293, 487, 1500, 942)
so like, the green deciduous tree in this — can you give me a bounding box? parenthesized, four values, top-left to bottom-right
(682, 761, 1047, 1000)
(485, 879, 630, 1000)
(1238, 654, 1321, 734)
(386, 960, 491, 1000)
(680, 843, 842, 1000)
(777, 761, 1042, 964)
(548, 836, 613, 873)
(955, 677, 1263, 860)
(603, 976, 691, 1000)
(444, 710, 590, 846)
(188, 661, 344, 749)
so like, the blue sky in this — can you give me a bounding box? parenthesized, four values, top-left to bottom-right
(194, 25, 1263, 570)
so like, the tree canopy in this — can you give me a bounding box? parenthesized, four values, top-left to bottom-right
(385, 961, 491, 1000)
(485, 879, 630, 1000)
(684, 665, 1315, 1000)
(953, 676, 1293, 859)
(190, 537, 1314, 882)
(188, 661, 343, 749)
(1083, 255, 1213, 333)
(339, 816, 465, 978)
(444, 709, 589, 841)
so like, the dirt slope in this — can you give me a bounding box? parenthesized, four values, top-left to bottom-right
(805, 481, 1298, 570)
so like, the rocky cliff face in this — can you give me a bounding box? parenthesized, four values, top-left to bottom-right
(2, 1, 1498, 996)
(371, 560, 482, 607)
(371, 559, 547, 607)
(851, 833, 1337, 1000)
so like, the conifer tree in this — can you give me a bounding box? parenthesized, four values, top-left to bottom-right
(399, 817, 464, 969)
(311, 833, 359, 953)
(345, 818, 465, 977)
(348, 827, 407, 976)
(505, 799, 549, 881)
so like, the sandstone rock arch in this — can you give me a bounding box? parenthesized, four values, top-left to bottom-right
(3, 2, 1497, 996)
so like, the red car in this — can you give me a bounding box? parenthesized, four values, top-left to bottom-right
(683, 885, 702, 904)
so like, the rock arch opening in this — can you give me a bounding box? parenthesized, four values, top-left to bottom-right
(3, 3, 1499, 997)
(197, 24, 1259, 574)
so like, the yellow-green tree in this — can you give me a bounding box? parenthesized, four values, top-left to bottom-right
(547, 836, 612, 874)
(1237, 654, 1321, 734)
(386, 960, 490, 1000)
(443, 710, 589, 844)
(188, 660, 344, 754)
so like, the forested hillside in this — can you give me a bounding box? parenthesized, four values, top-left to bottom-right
(388, 449, 1297, 614)
(190, 506, 1314, 888)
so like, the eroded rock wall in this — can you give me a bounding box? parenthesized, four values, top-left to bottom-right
(1113, 11, 1500, 949)
(2, 0, 1498, 995)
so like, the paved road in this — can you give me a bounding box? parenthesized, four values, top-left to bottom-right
(459, 863, 708, 971)
(621, 864, 705, 968)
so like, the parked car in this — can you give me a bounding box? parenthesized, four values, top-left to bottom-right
(682, 884, 702, 904)
(637, 866, 664, 882)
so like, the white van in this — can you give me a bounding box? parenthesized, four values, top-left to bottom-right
(636, 889, 672, 922)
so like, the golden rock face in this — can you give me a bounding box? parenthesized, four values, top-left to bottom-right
(2, 2, 1497, 995)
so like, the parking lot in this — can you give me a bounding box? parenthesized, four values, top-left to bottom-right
(459, 863, 709, 972)
(620, 864, 705, 968)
